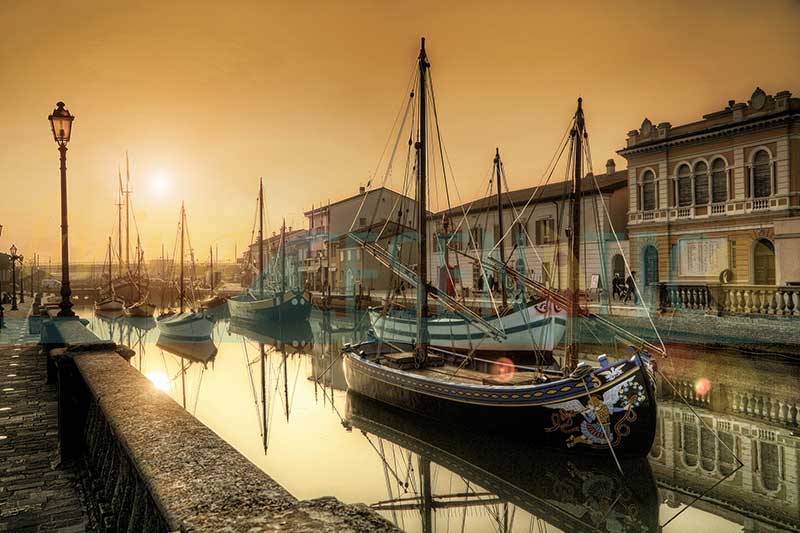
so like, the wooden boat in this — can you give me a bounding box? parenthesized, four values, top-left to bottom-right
(346, 392, 660, 532)
(96, 295, 125, 312)
(369, 298, 566, 356)
(369, 148, 567, 356)
(124, 300, 156, 317)
(342, 39, 659, 457)
(157, 204, 214, 340)
(228, 179, 312, 323)
(96, 236, 126, 312)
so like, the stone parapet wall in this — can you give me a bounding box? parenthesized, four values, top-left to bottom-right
(48, 341, 398, 532)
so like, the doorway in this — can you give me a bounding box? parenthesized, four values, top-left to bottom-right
(753, 239, 776, 285)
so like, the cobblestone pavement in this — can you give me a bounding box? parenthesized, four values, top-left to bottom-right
(0, 331, 91, 531)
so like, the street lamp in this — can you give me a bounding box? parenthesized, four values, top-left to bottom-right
(0, 224, 4, 327)
(48, 102, 76, 317)
(9, 244, 22, 311)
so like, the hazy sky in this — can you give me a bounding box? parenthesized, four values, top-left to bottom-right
(2, 0, 799, 263)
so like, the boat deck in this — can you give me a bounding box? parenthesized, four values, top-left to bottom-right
(378, 352, 551, 386)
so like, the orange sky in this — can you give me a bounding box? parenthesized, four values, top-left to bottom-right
(1, 0, 799, 263)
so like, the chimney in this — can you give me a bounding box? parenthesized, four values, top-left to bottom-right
(606, 159, 616, 175)
(359, 186, 365, 194)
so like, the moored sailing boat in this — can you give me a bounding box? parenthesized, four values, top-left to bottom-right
(124, 236, 157, 317)
(157, 204, 214, 339)
(95, 236, 125, 312)
(343, 39, 658, 457)
(228, 179, 312, 323)
(369, 148, 568, 357)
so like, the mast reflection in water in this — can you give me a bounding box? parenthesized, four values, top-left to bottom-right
(83, 305, 800, 532)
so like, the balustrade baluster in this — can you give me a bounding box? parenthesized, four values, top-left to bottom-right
(793, 291, 800, 317)
(781, 290, 791, 316)
(768, 289, 778, 315)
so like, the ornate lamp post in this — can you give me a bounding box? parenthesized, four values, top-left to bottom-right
(9, 244, 22, 311)
(0, 225, 4, 327)
(48, 102, 76, 317)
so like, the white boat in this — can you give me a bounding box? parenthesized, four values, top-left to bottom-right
(157, 203, 214, 340)
(370, 298, 567, 353)
(156, 311, 214, 339)
(96, 236, 126, 312)
(95, 295, 125, 312)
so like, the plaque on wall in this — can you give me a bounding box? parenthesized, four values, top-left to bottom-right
(678, 238, 728, 277)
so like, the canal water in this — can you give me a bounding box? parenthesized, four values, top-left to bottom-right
(81, 305, 800, 533)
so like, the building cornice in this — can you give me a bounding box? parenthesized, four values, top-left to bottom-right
(618, 112, 799, 158)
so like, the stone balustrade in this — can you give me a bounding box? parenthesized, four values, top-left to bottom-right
(659, 283, 718, 313)
(659, 282, 800, 317)
(721, 285, 800, 316)
(665, 379, 799, 430)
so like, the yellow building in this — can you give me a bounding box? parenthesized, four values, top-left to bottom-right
(619, 87, 800, 314)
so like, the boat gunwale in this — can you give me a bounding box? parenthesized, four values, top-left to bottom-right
(343, 349, 649, 406)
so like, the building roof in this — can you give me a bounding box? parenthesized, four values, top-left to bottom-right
(335, 220, 417, 244)
(619, 87, 800, 155)
(303, 186, 413, 216)
(434, 169, 628, 218)
(248, 228, 307, 249)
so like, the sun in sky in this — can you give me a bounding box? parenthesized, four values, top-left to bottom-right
(149, 172, 172, 197)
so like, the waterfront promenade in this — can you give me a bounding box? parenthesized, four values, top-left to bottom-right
(0, 301, 91, 532)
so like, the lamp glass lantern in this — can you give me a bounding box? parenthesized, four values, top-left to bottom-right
(10, 244, 17, 257)
(48, 101, 74, 146)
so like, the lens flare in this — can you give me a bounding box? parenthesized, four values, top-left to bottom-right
(146, 371, 171, 392)
(694, 377, 711, 396)
(492, 356, 516, 383)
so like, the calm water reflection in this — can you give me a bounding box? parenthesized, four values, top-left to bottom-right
(83, 306, 799, 532)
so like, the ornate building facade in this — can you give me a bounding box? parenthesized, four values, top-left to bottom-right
(619, 88, 800, 313)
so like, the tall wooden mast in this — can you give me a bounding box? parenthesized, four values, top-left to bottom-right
(565, 98, 585, 371)
(180, 203, 185, 313)
(415, 37, 430, 363)
(209, 245, 214, 290)
(107, 236, 113, 294)
(494, 147, 507, 308)
(258, 178, 265, 298)
(117, 168, 123, 279)
(280, 219, 286, 295)
(125, 152, 131, 274)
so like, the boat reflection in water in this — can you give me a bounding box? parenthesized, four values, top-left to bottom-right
(229, 317, 313, 353)
(156, 333, 218, 367)
(346, 392, 659, 533)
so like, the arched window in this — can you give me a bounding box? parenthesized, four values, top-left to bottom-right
(711, 159, 727, 203)
(693, 161, 709, 205)
(641, 170, 656, 211)
(753, 150, 771, 198)
(677, 164, 692, 207)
